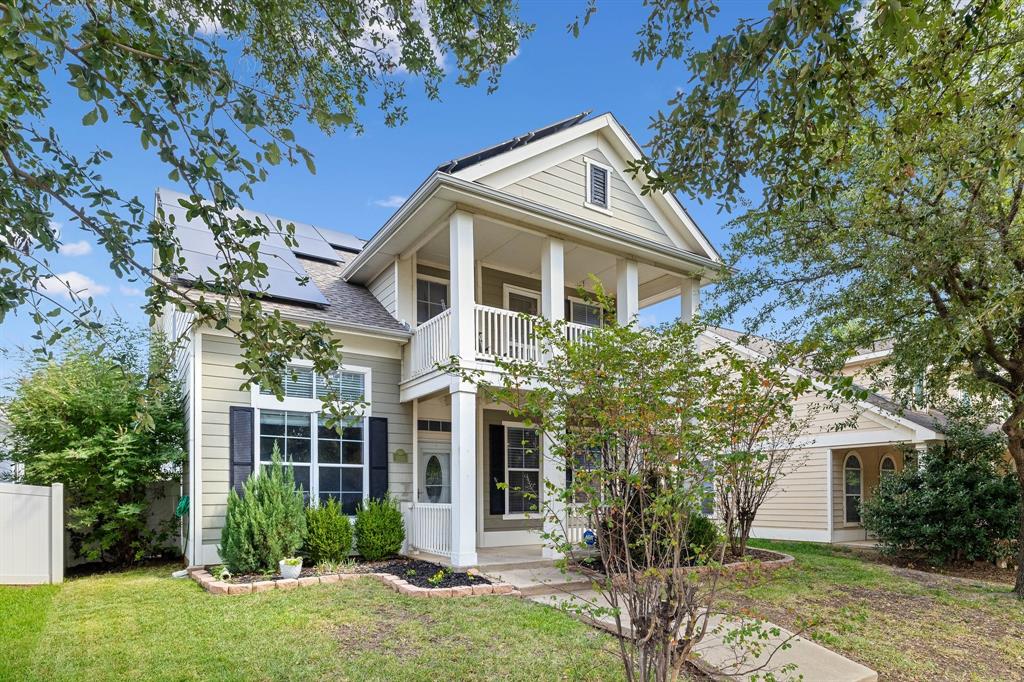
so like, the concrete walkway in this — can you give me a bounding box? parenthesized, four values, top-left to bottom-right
(485, 569, 876, 682)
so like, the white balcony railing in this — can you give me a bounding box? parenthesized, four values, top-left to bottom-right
(475, 304, 539, 363)
(410, 308, 451, 378)
(407, 305, 598, 379)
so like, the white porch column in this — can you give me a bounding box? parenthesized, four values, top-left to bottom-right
(680, 276, 701, 322)
(450, 385, 478, 567)
(396, 255, 415, 327)
(616, 258, 639, 325)
(449, 211, 475, 359)
(541, 237, 567, 558)
(541, 237, 565, 323)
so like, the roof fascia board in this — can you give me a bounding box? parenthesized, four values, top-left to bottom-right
(344, 173, 726, 283)
(699, 329, 942, 441)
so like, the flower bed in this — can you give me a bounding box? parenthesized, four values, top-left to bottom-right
(189, 557, 512, 598)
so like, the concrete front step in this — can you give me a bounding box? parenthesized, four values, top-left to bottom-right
(480, 566, 596, 596)
(529, 589, 877, 682)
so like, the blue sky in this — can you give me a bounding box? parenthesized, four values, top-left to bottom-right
(0, 1, 766, 384)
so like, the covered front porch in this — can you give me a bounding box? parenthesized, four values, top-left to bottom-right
(397, 391, 590, 568)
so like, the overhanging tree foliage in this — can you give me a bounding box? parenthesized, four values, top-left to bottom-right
(1, 0, 530, 398)
(614, 0, 1024, 596)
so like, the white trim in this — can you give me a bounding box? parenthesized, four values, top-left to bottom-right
(190, 331, 202, 567)
(748, 526, 831, 543)
(825, 448, 834, 541)
(583, 157, 614, 215)
(477, 530, 541, 548)
(416, 272, 450, 286)
(842, 451, 864, 527)
(502, 283, 541, 312)
(251, 364, 372, 416)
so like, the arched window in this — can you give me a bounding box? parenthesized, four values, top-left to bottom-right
(844, 453, 863, 524)
(880, 455, 897, 480)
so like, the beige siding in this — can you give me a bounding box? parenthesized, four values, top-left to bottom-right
(368, 262, 397, 316)
(749, 448, 829, 532)
(503, 148, 676, 248)
(197, 334, 413, 553)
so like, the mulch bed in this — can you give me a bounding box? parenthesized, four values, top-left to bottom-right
(571, 547, 788, 577)
(215, 557, 487, 587)
(374, 559, 490, 589)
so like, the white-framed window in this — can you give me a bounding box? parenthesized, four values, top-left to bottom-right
(505, 423, 541, 516)
(843, 452, 863, 525)
(253, 363, 372, 515)
(568, 296, 603, 327)
(584, 158, 613, 213)
(503, 283, 540, 316)
(417, 275, 449, 324)
(879, 455, 897, 480)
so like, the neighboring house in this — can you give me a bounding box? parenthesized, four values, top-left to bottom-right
(700, 327, 947, 544)
(160, 112, 724, 568)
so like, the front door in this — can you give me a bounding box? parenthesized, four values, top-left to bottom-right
(418, 441, 451, 504)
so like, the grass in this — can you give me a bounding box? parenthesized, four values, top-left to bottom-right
(0, 565, 623, 682)
(721, 540, 1024, 682)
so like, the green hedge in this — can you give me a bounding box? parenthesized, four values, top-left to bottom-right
(305, 498, 352, 564)
(354, 496, 404, 561)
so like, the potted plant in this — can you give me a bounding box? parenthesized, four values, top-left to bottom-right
(279, 556, 302, 579)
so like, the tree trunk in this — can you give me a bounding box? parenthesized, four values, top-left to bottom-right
(1002, 425, 1024, 598)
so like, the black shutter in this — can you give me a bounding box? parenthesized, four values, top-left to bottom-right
(489, 424, 506, 515)
(229, 406, 255, 495)
(368, 416, 389, 500)
(590, 165, 608, 208)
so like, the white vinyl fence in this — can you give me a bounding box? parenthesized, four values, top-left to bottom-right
(0, 482, 63, 584)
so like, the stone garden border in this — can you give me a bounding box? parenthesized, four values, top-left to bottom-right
(187, 566, 519, 598)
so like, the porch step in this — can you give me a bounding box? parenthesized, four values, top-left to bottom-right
(480, 566, 596, 596)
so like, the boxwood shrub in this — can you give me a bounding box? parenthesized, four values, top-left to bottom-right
(354, 496, 405, 561)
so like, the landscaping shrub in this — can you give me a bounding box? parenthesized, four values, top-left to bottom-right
(686, 512, 721, 557)
(220, 446, 307, 573)
(861, 418, 1020, 565)
(305, 498, 352, 564)
(354, 496, 404, 560)
(2, 324, 185, 565)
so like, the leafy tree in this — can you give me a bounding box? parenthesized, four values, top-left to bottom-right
(220, 445, 307, 574)
(608, 0, 1024, 596)
(447, 300, 811, 682)
(1, 0, 531, 399)
(862, 414, 1021, 565)
(2, 323, 185, 565)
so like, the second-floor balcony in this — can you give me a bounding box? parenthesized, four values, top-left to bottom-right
(409, 304, 596, 378)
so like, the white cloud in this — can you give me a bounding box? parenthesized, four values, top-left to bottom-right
(37, 271, 110, 300)
(373, 195, 407, 208)
(119, 285, 144, 297)
(59, 240, 92, 257)
(357, 1, 446, 73)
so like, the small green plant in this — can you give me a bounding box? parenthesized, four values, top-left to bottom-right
(282, 556, 302, 567)
(213, 565, 231, 581)
(353, 496, 405, 561)
(405, 568, 417, 577)
(427, 569, 446, 586)
(219, 445, 307, 574)
(686, 512, 722, 559)
(305, 497, 353, 564)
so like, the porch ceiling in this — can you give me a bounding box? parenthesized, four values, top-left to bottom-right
(416, 216, 682, 302)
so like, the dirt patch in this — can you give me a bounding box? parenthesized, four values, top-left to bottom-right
(330, 604, 469, 660)
(874, 555, 1019, 586)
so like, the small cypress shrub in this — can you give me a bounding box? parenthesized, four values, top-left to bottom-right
(305, 498, 352, 564)
(354, 496, 405, 561)
(220, 445, 307, 573)
(686, 512, 721, 558)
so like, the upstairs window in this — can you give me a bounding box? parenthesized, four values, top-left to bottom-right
(261, 365, 365, 403)
(417, 277, 449, 324)
(585, 158, 612, 211)
(569, 298, 603, 328)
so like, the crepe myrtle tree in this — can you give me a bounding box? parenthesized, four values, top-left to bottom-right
(0, 0, 531, 404)
(572, 0, 1024, 596)
(445, 296, 810, 682)
(709, 343, 847, 558)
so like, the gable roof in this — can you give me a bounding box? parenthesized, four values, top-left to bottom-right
(436, 111, 591, 174)
(700, 326, 947, 439)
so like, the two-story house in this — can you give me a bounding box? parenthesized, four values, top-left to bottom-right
(163, 112, 723, 568)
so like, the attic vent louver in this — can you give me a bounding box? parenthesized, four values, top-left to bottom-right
(588, 163, 609, 209)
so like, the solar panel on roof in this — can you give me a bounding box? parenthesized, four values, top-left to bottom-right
(261, 216, 342, 263)
(314, 226, 364, 252)
(158, 190, 330, 306)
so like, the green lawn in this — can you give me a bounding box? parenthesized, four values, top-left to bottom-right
(723, 540, 1024, 682)
(0, 565, 622, 682)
